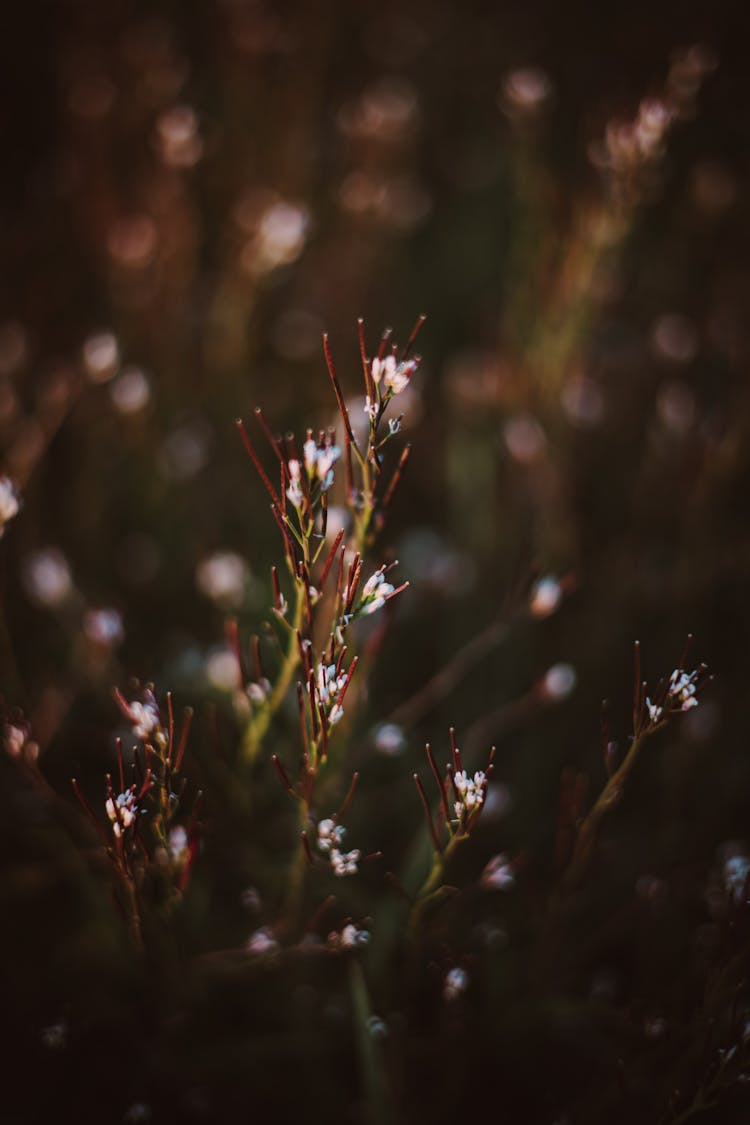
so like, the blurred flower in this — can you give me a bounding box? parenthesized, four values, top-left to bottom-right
(0, 476, 21, 536)
(481, 853, 515, 891)
(651, 314, 698, 363)
(161, 420, 212, 480)
(560, 376, 605, 427)
(107, 215, 158, 270)
(83, 607, 124, 647)
(501, 66, 553, 114)
(443, 966, 469, 1002)
(327, 923, 370, 951)
(529, 576, 562, 619)
(155, 105, 203, 168)
(196, 551, 248, 608)
(656, 381, 695, 433)
(723, 851, 750, 904)
(168, 825, 188, 863)
(23, 549, 73, 609)
(540, 663, 577, 702)
(82, 332, 120, 384)
(110, 367, 152, 414)
(246, 927, 279, 955)
(337, 78, 419, 141)
(4, 718, 38, 763)
(503, 414, 547, 464)
(205, 646, 241, 692)
(372, 722, 407, 757)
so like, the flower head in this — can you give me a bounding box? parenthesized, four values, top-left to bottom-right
(105, 788, 138, 837)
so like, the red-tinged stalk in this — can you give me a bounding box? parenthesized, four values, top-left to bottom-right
(236, 418, 282, 509)
(337, 771, 359, 820)
(413, 773, 440, 852)
(319, 528, 344, 588)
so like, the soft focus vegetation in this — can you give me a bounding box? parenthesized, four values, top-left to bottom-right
(3, 2, 750, 1122)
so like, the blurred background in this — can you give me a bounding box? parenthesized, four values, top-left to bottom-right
(3, 0, 750, 1122)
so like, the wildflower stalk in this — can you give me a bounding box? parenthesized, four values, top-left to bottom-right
(280, 811, 312, 938)
(558, 727, 651, 895)
(241, 578, 305, 762)
(407, 833, 463, 940)
(407, 736, 495, 940)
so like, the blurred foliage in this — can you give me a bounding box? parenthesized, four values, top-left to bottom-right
(3, 0, 750, 1122)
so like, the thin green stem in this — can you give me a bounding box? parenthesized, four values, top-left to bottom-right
(407, 833, 464, 940)
(559, 729, 650, 895)
(242, 582, 305, 762)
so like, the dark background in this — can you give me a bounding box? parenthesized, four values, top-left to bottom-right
(2, 1, 750, 1122)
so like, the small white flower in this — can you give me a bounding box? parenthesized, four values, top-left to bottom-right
(331, 847, 361, 876)
(364, 396, 378, 422)
(106, 789, 138, 835)
(303, 439, 318, 473)
(387, 417, 401, 436)
(287, 458, 301, 480)
(371, 355, 396, 386)
(316, 662, 347, 707)
(328, 923, 370, 950)
(668, 669, 700, 711)
(286, 477, 303, 508)
(317, 818, 345, 853)
(383, 358, 418, 395)
(646, 698, 663, 723)
(129, 699, 161, 741)
(315, 445, 341, 483)
(358, 567, 396, 616)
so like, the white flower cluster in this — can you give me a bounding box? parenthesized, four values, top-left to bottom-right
(315, 662, 347, 725)
(317, 818, 361, 877)
(327, 923, 370, 951)
(286, 440, 342, 507)
(371, 355, 418, 396)
(453, 769, 486, 821)
(647, 668, 700, 724)
(105, 789, 138, 837)
(128, 695, 163, 743)
(0, 476, 20, 537)
(357, 567, 396, 616)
